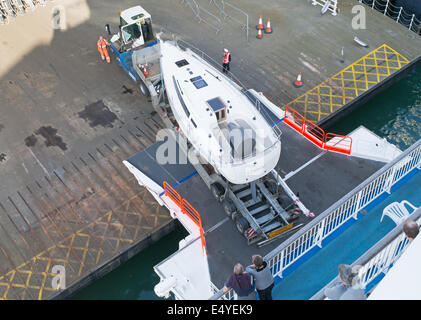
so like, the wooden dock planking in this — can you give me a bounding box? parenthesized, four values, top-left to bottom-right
(0, 122, 172, 299)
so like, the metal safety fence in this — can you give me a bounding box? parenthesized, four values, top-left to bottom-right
(211, 138, 421, 299)
(210, 0, 249, 42)
(181, 0, 249, 41)
(1, 0, 46, 25)
(181, 0, 222, 34)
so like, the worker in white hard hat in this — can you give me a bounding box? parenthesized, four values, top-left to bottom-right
(222, 48, 231, 74)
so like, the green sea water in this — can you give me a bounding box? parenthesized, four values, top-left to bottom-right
(329, 67, 421, 151)
(71, 227, 188, 300)
(72, 67, 421, 300)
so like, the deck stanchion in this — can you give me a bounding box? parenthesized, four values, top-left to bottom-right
(384, 0, 389, 15)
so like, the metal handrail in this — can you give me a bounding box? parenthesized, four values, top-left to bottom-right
(311, 208, 421, 300)
(175, 37, 248, 90)
(211, 138, 421, 299)
(163, 181, 207, 255)
(210, 0, 249, 42)
(284, 106, 353, 155)
(182, 0, 222, 34)
(265, 139, 421, 258)
(1, 0, 47, 25)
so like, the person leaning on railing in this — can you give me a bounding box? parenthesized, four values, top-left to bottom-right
(223, 263, 256, 300)
(246, 255, 274, 300)
(402, 219, 419, 243)
(324, 264, 366, 300)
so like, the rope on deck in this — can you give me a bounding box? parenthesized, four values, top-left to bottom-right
(359, 0, 421, 35)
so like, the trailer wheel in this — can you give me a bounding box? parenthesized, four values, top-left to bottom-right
(210, 182, 225, 202)
(235, 216, 250, 235)
(278, 194, 293, 208)
(223, 199, 236, 218)
(139, 81, 150, 97)
(265, 180, 278, 195)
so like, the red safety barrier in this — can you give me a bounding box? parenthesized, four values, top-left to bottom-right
(182, 199, 206, 255)
(283, 106, 353, 155)
(182, 199, 201, 227)
(163, 181, 182, 207)
(324, 133, 352, 155)
(302, 120, 325, 148)
(284, 106, 305, 133)
(163, 182, 207, 255)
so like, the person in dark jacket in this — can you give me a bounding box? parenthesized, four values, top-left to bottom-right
(246, 255, 274, 300)
(223, 263, 256, 300)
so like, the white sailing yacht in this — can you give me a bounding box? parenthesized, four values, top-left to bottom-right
(159, 40, 281, 184)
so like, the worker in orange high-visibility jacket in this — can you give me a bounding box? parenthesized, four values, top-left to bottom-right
(98, 36, 111, 63)
(222, 48, 231, 74)
(97, 36, 105, 61)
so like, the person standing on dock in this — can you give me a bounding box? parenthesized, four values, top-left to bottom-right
(324, 264, 366, 300)
(223, 263, 256, 300)
(222, 48, 231, 74)
(97, 36, 105, 61)
(97, 36, 111, 63)
(246, 255, 274, 300)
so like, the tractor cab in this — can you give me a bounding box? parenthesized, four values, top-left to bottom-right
(110, 6, 156, 53)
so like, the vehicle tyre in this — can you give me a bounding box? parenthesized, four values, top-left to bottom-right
(223, 199, 236, 218)
(210, 182, 225, 202)
(278, 194, 293, 208)
(139, 80, 150, 97)
(231, 211, 240, 222)
(235, 216, 250, 235)
(265, 179, 278, 195)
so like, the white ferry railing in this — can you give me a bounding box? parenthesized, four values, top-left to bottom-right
(210, 138, 421, 300)
(311, 208, 421, 299)
(359, 0, 421, 35)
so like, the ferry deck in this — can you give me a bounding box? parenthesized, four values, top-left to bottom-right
(124, 95, 400, 297)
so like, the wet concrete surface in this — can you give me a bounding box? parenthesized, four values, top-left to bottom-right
(34, 126, 68, 151)
(78, 100, 118, 129)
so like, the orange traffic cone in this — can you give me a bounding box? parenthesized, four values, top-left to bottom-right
(256, 28, 263, 39)
(143, 66, 149, 77)
(293, 72, 303, 87)
(256, 16, 263, 30)
(264, 18, 272, 34)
